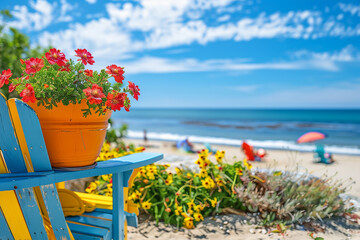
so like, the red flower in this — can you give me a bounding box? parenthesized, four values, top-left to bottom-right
(19, 84, 36, 103)
(0, 69, 12, 88)
(45, 48, 67, 66)
(44, 84, 49, 88)
(105, 91, 125, 111)
(75, 49, 95, 65)
(20, 59, 25, 64)
(106, 64, 124, 83)
(84, 69, 93, 77)
(9, 83, 20, 93)
(25, 58, 44, 74)
(128, 81, 140, 100)
(59, 62, 71, 72)
(83, 84, 105, 104)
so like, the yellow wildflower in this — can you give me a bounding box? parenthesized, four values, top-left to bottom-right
(85, 182, 97, 193)
(163, 164, 170, 169)
(137, 167, 147, 178)
(215, 176, 224, 186)
(193, 204, 203, 212)
(165, 173, 173, 185)
(195, 158, 203, 165)
(187, 200, 195, 209)
(141, 201, 152, 210)
(198, 149, 209, 158)
(210, 197, 217, 208)
(146, 164, 157, 174)
(243, 158, 252, 170)
(187, 208, 194, 215)
(201, 177, 215, 189)
(193, 212, 204, 222)
(135, 147, 145, 152)
(200, 159, 210, 169)
(101, 174, 111, 182)
(183, 217, 194, 229)
(146, 172, 155, 180)
(236, 168, 243, 176)
(129, 190, 141, 201)
(215, 150, 225, 164)
(199, 169, 208, 178)
(175, 167, 182, 175)
(175, 205, 183, 215)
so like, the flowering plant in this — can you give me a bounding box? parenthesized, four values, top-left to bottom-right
(0, 48, 140, 117)
(88, 148, 250, 229)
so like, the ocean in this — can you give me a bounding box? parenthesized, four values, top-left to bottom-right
(112, 109, 360, 155)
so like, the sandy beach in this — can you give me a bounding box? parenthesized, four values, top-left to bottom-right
(125, 138, 360, 240)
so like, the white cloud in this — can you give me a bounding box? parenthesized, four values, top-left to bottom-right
(86, 0, 97, 4)
(339, 3, 360, 17)
(9, 0, 76, 30)
(36, 0, 360, 61)
(120, 56, 340, 75)
(58, 0, 74, 22)
(6, 0, 356, 72)
(218, 15, 231, 22)
(11, 0, 55, 31)
(293, 45, 360, 63)
(38, 18, 140, 63)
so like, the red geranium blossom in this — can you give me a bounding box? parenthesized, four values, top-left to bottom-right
(9, 83, 20, 93)
(84, 69, 93, 77)
(0, 69, 12, 88)
(59, 63, 71, 72)
(75, 49, 95, 65)
(25, 58, 44, 74)
(20, 84, 36, 103)
(45, 48, 67, 66)
(83, 84, 105, 104)
(106, 64, 124, 83)
(105, 91, 125, 111)
(128, 81, 140, 100)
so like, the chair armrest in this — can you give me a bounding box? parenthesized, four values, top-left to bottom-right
(0, 171, 54, 178)
(0, 152, 163, 191)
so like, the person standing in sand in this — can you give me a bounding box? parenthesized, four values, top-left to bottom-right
(143, 129, 148, 147)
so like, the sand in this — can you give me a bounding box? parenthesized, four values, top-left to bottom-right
(125, 138, 360, 240)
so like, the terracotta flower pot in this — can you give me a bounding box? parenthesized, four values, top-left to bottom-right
(28, 100, 112, 168)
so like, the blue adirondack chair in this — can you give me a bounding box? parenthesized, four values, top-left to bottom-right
(0, 95, 163, 240)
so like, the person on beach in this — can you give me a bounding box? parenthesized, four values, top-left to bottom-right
(143, 129, 148, 147)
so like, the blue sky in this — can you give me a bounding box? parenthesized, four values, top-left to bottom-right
(2, 0, 360, 108)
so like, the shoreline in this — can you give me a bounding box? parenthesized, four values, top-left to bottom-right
(125, 132, 360, 156)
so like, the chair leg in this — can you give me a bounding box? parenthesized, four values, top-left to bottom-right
(113, 172, 125, 240)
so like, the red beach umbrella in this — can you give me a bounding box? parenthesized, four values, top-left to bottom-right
(297, 131, 327, 143)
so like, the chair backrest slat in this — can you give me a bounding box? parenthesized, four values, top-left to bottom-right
(8, 99, 52, 172)
(0, 94, 27, 173)
(0, 208, 14, 240)
(16, 188, 50, 240)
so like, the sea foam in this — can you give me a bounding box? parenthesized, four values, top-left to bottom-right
(127, 130, 360, 156)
